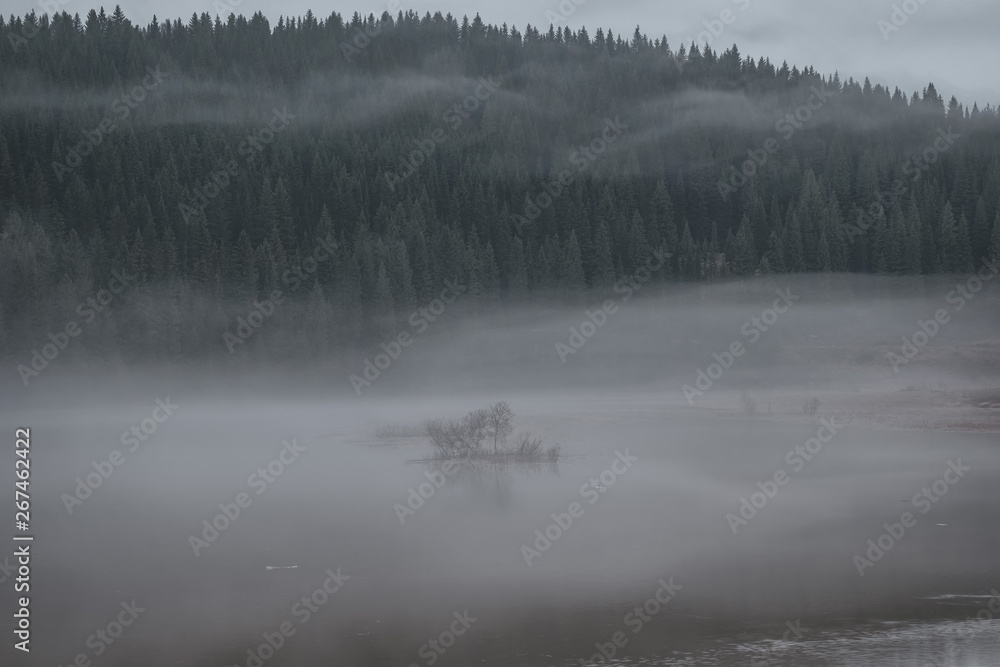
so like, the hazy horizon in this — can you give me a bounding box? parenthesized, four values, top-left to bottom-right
(5, 0, 1000, 108)
(3, 3, 1000, 664)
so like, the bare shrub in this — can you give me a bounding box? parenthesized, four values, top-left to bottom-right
(424, 418, 467, 458)
(424, 402, 558, 462)
(514, 433, 542, 457)
(425, 412, 487, 458)
(484, 401, 515, 455)
(802, 396, 820, 416)
(463, 408, 489, 450)
(741, 391, 757, 416)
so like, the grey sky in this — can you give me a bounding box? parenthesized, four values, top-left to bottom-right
(10, 0, 1000, 108)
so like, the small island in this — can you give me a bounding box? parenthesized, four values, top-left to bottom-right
(424, 402, 560, 463)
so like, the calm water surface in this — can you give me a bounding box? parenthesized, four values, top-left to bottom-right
(4, 392, 998, 666)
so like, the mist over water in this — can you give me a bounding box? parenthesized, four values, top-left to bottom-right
(3, 276, 999, 666)
(3, 3, 1000, 661)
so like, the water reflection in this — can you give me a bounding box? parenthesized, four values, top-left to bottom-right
(10, 395, 1000, 667)
(415, 458, 561, 510)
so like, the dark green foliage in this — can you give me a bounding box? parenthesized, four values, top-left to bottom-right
(1, 7, 999, 364)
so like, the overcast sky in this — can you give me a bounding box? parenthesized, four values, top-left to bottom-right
(10, 0, 1000, 108)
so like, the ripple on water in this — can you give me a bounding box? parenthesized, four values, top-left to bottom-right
(626, 617, 1000, 666)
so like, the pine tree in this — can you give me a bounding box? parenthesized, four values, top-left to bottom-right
(990, 212, 1000, 263)
(937, 202, 959, 272)
(592, 221, 615, 287)
(307, 281, 334, 355)
(506, 238, 529, 297)
(393, 241, 417, 307)
(0, 9, 998, 363)
(727, 215, 756, 275)
(767, 230, 786, 273)
(816, 232, 832, 272)
(651, 180, 677, 273)
(956, 213, 973, 272)
(373, 262, 396, 337)
(477, 242, 501, 298)
(972, 197, 991, 264)
(888, 207, 906, 275)
(783, 210, 805, 272)
(903, 196, 923, 275)
(678, 221, 697, 279)
(623, 211, 649, 274)
(871, 205, 890, 274)
(561, 232, 586, 291)
(231, 230, 258, 298)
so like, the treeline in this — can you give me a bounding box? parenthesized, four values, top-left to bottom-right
(1, 7, 1000, 366)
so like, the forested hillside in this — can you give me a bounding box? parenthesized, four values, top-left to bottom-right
(2, 7, 1000, 367)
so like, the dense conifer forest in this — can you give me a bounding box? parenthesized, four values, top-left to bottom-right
(2, 7, 1000, 369)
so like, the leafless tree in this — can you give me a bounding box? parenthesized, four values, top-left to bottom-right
(513, 433, 543, 457)
(484, 401, 515, 455)
(424, 418, 468, 457)
(742, 391, 757, 416)
(424, 409, 489, 457)
(425, 403, 559, 462)
(464, 408, 489, 450)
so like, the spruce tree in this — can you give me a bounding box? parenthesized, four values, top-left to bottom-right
(990, 212, 1000, 263)
(937, 202, 958, 272)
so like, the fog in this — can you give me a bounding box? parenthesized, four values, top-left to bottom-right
(0, 66, 938, 156)
(5, 0, 998, 107)
(2, 275, 999, 665)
